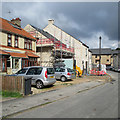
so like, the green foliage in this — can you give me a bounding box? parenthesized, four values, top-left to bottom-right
(0, 90, 23, 98)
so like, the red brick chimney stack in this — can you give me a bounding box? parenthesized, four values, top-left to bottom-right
(11, 17, 21, 27)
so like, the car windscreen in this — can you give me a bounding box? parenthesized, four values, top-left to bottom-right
(67, 68, 73, 72)
(47, 68, 55, 75)
(26, 67, 43, 75)
(16, 68, 28, 74)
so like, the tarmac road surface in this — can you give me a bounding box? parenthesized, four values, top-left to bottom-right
(9, 71, 119, 118)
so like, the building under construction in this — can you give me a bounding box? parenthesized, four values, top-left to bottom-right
(24, 24, 75, 67)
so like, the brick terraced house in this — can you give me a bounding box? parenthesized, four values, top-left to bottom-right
(0, 17, 39, 74)
(90, 48, 113, 67)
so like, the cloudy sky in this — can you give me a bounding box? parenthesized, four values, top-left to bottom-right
(1, 1, 118, 49)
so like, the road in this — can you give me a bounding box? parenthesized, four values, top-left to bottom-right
(10, 71, 119, 118)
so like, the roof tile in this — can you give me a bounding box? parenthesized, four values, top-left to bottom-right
(0, 18, 36, 41)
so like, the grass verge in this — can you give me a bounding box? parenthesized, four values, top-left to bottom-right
(0, 91, 23, 98)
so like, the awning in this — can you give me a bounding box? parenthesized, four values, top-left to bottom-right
(25, 52, 39, 58)
(0, 49, 10, 55)
(0, 49, 39, 58)
(8, 52, 28, 58)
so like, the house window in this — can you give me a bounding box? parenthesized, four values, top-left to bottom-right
(95, 60, 99, 63)
(27, 41, 29, 49)
(24, 39, 32, 50)
(28, 58, 37, 66)
(15, 35, 18, 47)
(95, 55, 97, 58)
(29, 41, 32, 50)
(24, 39, 27, 49)
(22, 59, 28, 68)
(107, 59, 109, 62)
(8, 34, 12, 46)
(7, 58, 10, 67)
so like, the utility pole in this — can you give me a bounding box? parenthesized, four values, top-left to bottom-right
(99, 36, 101, 71)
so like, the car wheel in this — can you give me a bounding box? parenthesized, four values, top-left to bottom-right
(36, 81, 44, 89)
(61, 76, 66, 82)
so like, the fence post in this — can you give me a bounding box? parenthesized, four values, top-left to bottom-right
(21, 76, 25, 96)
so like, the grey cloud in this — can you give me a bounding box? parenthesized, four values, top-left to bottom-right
(1, 2, 118, 48)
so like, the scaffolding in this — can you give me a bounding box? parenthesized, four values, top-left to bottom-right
(27, 26, 75, 67)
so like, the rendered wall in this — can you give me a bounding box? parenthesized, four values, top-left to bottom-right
(44, 23, 89, 71)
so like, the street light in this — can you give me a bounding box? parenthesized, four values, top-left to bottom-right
(99, 36, 101, 71)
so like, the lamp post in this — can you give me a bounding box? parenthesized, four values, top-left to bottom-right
(99, 36, 101, 71)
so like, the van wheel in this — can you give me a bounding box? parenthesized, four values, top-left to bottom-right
(61, 76, 66, 82)
(36, 81, 44, 89)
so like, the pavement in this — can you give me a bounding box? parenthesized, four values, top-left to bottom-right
(1, 77, 109, 119)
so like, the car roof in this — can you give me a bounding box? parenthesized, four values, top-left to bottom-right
(23, 66, 53, 69)
(54, 67, 72, 69)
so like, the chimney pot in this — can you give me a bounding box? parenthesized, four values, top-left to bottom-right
(48, 19, 54, 24)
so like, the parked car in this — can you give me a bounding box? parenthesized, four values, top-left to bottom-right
(13, 66, 56, 89)
(114, 68, 120, 72)
(112, 67, 115, 71)
(106, 66, 113, 70)
(54, 67, 76, 82)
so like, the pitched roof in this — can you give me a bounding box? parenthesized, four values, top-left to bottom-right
(30, 24, 60, 42)
(8, 52, 28, 58)
(44, 23, 90, 47)
(90, 48, 112, 55)
(82, 42, 89, 48)
(25, 51, 39, 58)
(0, 49, 39, 58)
(50, 24, 83, 43)
(0, 18, 36, 41)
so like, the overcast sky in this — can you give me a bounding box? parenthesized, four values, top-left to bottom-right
(1, 2, 118, 49)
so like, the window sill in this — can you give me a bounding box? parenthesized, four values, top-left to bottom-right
(8, 45, 12, 47)
(15, 46, 19, 48)
(24, 48, 32, 50)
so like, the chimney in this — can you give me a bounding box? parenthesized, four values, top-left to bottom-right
(11, 17, 21, 27)
(48, 19, 54, 25)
